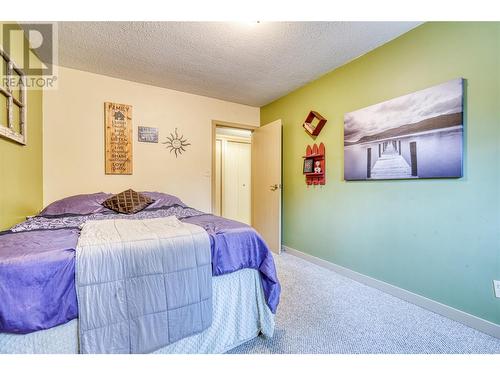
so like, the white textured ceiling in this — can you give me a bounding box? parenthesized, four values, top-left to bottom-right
(57, 22, 422, 106)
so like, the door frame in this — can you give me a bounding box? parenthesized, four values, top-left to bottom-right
(211, 120, 258, 215)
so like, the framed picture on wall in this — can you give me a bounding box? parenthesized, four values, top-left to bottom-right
(0, 47, 27, 145)
(343, 78, 464, 181)
(138, 126, 159, 143)
(303, 158, 314, 173)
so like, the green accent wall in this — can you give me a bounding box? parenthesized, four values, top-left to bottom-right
(0, 23, 43, 230)
(261, 22, 500, 324)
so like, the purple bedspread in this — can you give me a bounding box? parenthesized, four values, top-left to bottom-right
(0, 200, 280, 334)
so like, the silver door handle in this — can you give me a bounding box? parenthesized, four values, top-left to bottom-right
(270, 184, 279, 191)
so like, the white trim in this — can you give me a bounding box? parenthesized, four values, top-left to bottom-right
(282, 245, 500, 340)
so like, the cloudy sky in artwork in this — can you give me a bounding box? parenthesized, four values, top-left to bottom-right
(344, 78, 463, 143)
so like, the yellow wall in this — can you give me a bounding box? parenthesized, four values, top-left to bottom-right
(43, 66, 259, 212)
(0, 23, 43, 230)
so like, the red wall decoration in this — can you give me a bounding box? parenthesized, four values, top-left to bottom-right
(302, 111, 327, 137)
(303, 142, 326, 185)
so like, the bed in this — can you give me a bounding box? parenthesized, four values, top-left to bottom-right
(0, 191, 281, 354)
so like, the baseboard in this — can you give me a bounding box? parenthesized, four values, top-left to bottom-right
(281, 245, 500, 340)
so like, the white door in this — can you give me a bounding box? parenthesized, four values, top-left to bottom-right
(223, 140, 251, 224)
(214, 139, 222, 216)
(251, 119, 282, 253)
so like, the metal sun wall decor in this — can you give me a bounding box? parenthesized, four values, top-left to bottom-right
(162, 128, 191, 157)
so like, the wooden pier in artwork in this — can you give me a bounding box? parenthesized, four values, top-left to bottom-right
(367, 140, 418, 179)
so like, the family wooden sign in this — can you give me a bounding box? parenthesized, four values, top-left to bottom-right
(105, 102, 133, 175)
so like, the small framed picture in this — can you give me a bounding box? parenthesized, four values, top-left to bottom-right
(303, 158, 314, 173)
(138, 126, 159, 143)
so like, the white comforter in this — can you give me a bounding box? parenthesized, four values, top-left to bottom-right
(75, 216, 212, 353)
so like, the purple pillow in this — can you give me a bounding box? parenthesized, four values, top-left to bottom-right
(140, 191, 186, 208)
(39, 191, 186, 217)
(40, 192, 113, 216)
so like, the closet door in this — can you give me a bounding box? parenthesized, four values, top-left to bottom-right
(214, 139, 222, 216)
(223, 140, 251, 224)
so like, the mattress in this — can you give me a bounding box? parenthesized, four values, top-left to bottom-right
(0, 268, 274, 354)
